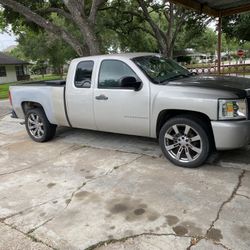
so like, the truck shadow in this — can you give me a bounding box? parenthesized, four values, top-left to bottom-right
(55, 126, 250, 169)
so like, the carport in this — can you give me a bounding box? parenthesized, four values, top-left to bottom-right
(170, 0, 250, 74)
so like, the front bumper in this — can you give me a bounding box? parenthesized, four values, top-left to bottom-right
(211, 120, 250, 150)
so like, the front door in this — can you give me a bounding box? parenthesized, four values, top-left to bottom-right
(94, 59, 150, 137)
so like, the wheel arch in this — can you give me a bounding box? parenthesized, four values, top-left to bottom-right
(21, 101, 45, 115)
(156, 109, 215, 149)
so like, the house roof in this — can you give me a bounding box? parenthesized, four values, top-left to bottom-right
(170, 0, 250, 17)
(0, 52, 29, 65)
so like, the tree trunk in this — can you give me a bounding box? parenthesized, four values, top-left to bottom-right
(63, 0, 101, 55)
(166, 3, 174, 58)
(0, 0, 96, 56)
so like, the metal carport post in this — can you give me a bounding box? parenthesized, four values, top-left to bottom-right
(170, 0, 250, 74)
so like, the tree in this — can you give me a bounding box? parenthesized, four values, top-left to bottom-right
(0, 0, 107, 56)
(222, 13, 250, 42)
(100, 0, 212, 57)
(10, 29, 76, 75)
(98, 0, 158, 53)
(136, 0, 212, 57)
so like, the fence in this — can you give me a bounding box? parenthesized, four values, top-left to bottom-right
(187, 62, 250, 77)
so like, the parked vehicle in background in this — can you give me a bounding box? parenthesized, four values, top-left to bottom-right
(9, 53, 250, 168)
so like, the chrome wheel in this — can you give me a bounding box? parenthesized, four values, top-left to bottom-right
(27, 113, 44, 139)
(164, 124, 202, 163)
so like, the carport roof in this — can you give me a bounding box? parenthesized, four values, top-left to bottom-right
(170, 0, 250, 16)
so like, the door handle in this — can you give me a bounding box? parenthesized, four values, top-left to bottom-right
(95, 94, 108, 100)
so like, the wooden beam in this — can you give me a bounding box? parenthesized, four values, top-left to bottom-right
(217, 16, 222, 75)
(221, 3, 250, 16)
(170, 0, 219, 16)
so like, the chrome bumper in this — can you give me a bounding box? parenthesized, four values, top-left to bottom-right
(211, 120, 250, 150)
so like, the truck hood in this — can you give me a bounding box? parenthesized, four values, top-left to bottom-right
(169, 75, 250, 98)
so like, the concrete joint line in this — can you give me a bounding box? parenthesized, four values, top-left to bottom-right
(27, 217, 54, 235)
(85, 232, 193, 250)
(0, 196, 66, 222)
(0, 144, 84, 178)
(0, 221, 57, 250)
(0, 166, 34, 177)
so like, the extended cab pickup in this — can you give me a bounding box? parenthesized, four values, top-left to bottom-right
(10, 53, 250, 168)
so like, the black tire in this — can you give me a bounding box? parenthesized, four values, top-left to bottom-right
(159, 116, 211, 168)
(25, 108, 57, 142)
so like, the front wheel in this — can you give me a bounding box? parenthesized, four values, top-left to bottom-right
(25, 108, 57, 142)
(159, 116, 211, 168)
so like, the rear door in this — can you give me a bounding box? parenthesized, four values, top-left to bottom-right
(66, 60, 97, 129)
(93, 59, 150, 136)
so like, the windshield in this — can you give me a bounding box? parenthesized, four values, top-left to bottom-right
(133, 55, 191, 84)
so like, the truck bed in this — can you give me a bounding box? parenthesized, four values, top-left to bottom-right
(17, 80, 66, 87)
(10, 80, 69, 127)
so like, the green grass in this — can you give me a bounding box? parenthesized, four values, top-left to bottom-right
(0, 84, 10, 99)
(0, 74, 63, 100)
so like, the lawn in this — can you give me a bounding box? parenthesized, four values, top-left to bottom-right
(0, 74, 63, 100)
(0, 84, 9, 100)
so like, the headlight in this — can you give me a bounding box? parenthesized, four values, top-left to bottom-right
(218, 99, 247, 120)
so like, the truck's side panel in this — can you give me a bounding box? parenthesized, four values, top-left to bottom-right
(149, 85, 240, 138)
(10, 85, 69, 126)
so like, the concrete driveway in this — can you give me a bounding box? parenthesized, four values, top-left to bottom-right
(0, 100, 11, 118)
(0, 114, 249, 250)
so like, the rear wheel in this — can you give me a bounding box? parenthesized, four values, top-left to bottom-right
(159, 116, 211, 168)
(25, 108, 57, 142)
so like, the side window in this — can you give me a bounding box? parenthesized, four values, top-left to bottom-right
(75, 61, 94, 88)
(98, 60, 139, 88)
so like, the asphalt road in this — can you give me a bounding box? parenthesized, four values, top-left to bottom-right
(0, 114, 249, 250)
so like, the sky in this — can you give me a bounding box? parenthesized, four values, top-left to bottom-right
(0, 32, 17, 51)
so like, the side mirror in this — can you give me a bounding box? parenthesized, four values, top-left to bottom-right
(120, 76, 142, 91)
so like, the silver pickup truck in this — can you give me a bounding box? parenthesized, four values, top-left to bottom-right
(9, 53, 250, 168)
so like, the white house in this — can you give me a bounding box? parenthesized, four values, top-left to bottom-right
(0, 52, 30, 84)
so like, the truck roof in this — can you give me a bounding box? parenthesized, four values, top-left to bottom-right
(71, 52, 157, 63)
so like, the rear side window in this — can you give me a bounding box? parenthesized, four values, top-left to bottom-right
(98, 60, 138, 88)
(75, 61, 94, 88)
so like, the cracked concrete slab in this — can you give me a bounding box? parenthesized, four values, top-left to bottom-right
(1, 146, 138, 221)
(0, 116, 250, 250)
(27, 158, 241, 249)
(211, 192, 250, 250)
(0, 222, 51, 250)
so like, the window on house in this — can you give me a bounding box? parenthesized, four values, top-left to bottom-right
(0, 66, 7, 77)
(15, 65, 25, 76)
